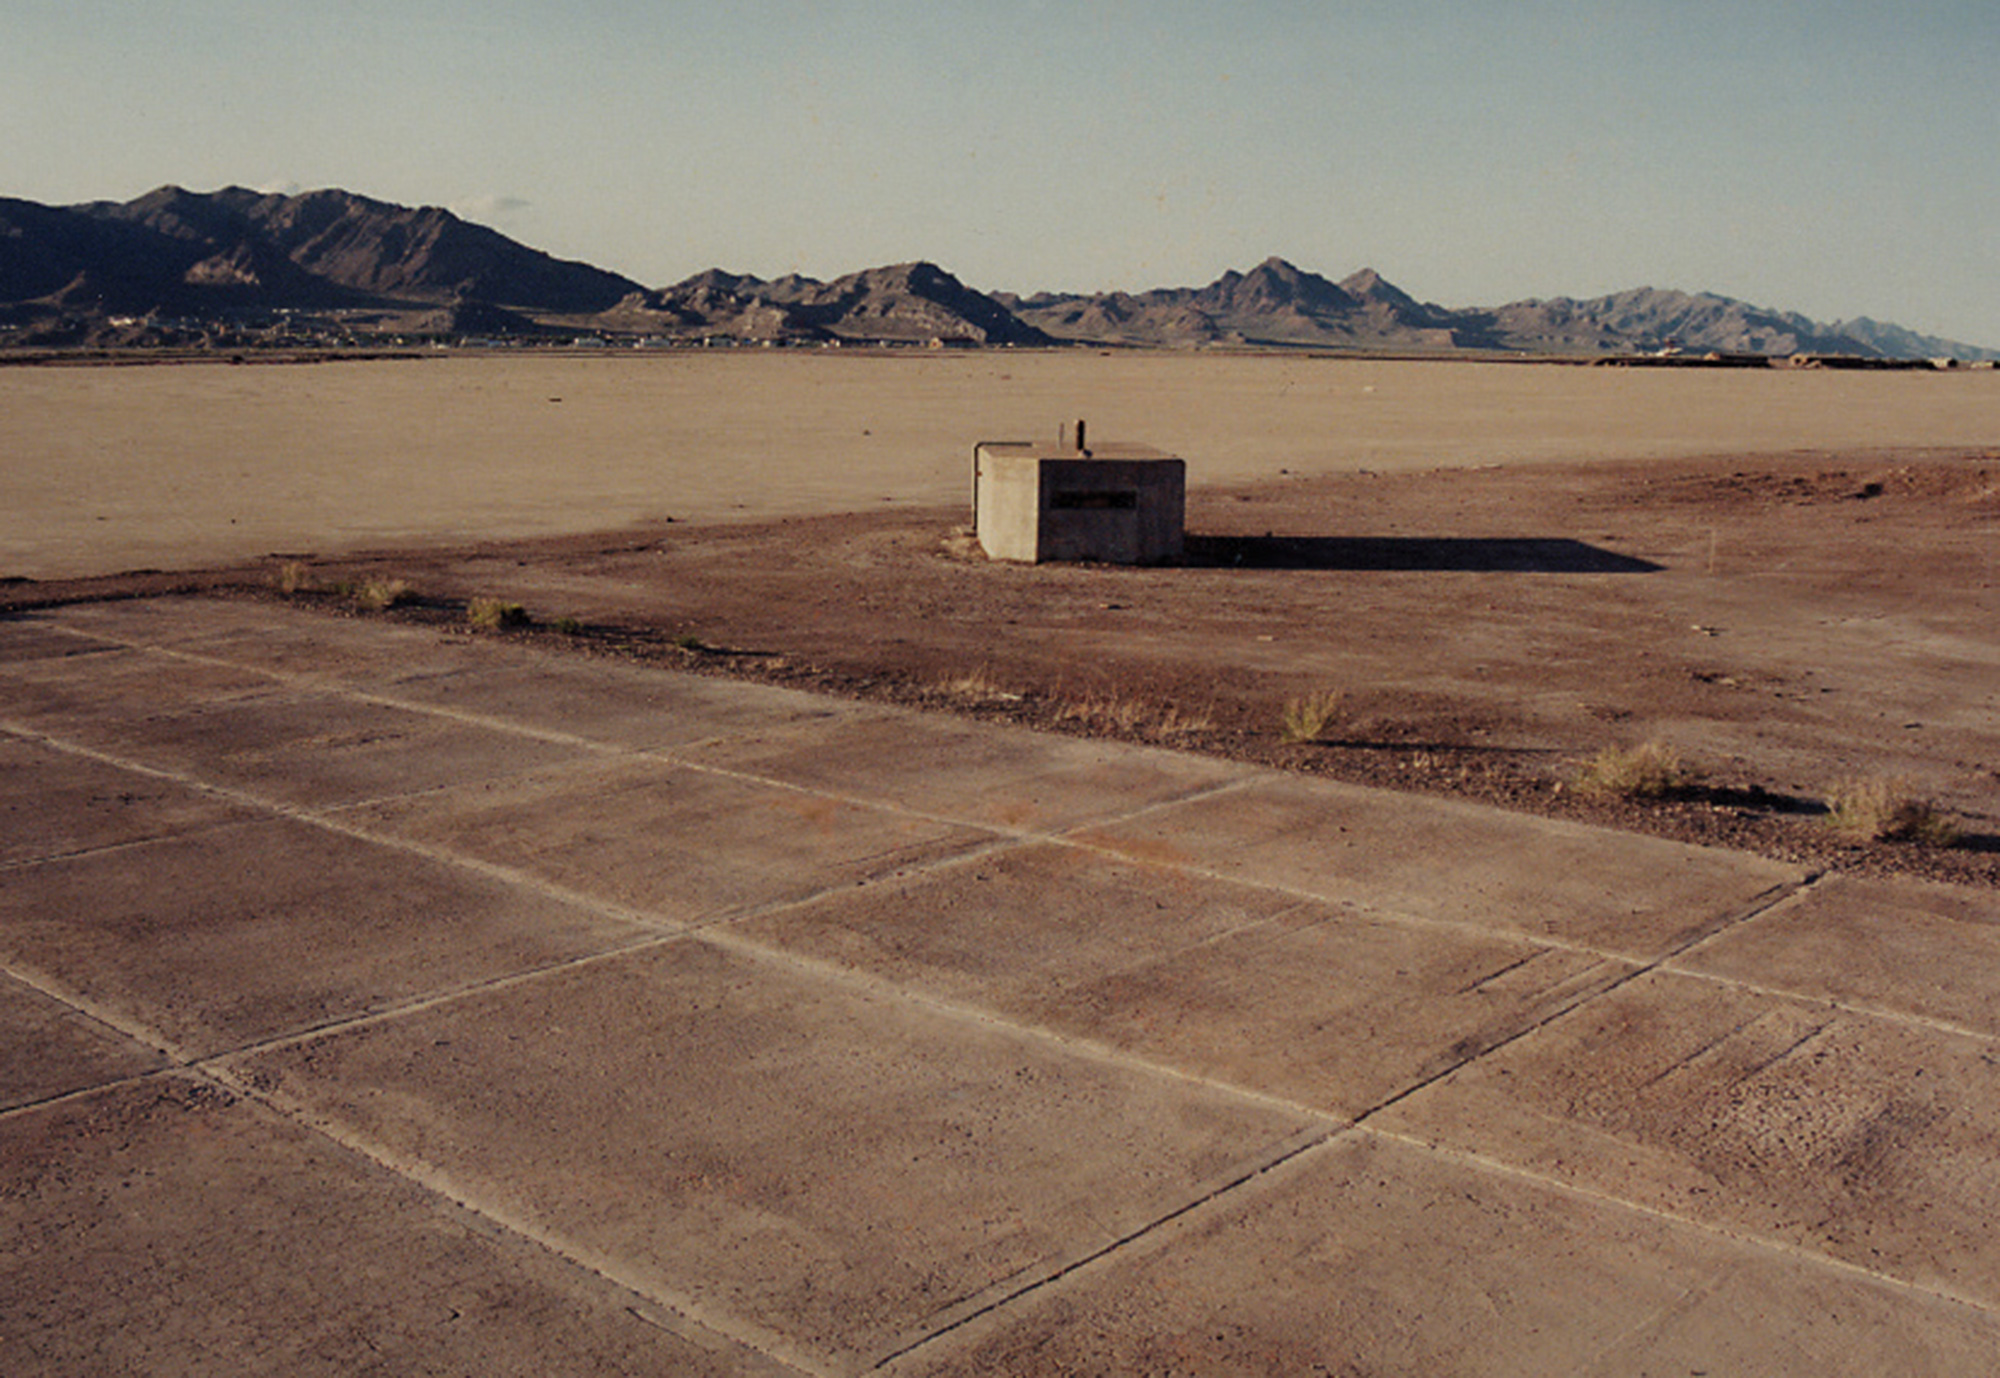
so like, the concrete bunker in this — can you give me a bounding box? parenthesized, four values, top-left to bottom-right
(973, 421, 1186, 565)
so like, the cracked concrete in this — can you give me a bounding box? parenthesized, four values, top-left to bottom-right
(4, 597, 1997, 1374)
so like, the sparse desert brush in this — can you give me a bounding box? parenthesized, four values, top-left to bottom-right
(354, 577, 414, 611)
(1149, 703, 1216, 742)
(275, 561, 315, 595)
(1055, 692, 1212, 742)
(1823, 777, 1962, 845)
(1573, 741, 1693, 799)
(1055, 692, 1148, 735)
(467, 596, 529, 630)
(933, 669, 1018, 704)
(1279, 688, 1344, 744)
(550, 616, 583, 635)
(672, 632, 710, 652)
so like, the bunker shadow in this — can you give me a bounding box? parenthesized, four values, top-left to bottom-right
(1182, 535, 1662, 574)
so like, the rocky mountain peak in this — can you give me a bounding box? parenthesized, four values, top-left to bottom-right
(2, 184, 1991, 357)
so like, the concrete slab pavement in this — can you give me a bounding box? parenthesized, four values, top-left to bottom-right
(735, 851, 1636, 1117)
(901, 1131, 2000, 1377)
(4, 596, 1997, 1374)
(1071, 773, 1804, 960)
(1677, 873, 2000, 1038)
(1376, 969, 2000, 1309)
(681, 711, 1249, 835)
(2, 1076, 787, 1377)
(224, 939, 1317, 1373)
(0, 815, 650, 1061)
(0, 732, 255, 864)
(0, 971, 167, 1107)
(342, 755, 993, 926)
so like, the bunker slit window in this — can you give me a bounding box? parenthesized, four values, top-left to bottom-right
(1051, 490, 1139, 510)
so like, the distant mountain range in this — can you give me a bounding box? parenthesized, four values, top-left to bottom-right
(2, 185, 1993, 361)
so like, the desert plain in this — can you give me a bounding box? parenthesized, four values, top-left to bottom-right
(6, 349, 2000, 578)
(4, 350, 2000, 1373)
(6, 350, 1996, 876)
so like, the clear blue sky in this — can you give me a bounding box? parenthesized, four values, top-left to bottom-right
(9, 1, 1998, 345)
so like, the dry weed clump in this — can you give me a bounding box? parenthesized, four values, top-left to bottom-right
(466, 596, 530, 630)
(1573, 741, 1693, 799)
(1148, 703, 1217, 742)
(275, 561, 315, 595)
(355, 577, 414, 611)
(1279, 689, 1345, 744)
(1823, 777, 1962, 845)
(932, 670, 1020, 705)
(1055, 693, 1147, 735)
(1055, 693, 1213, 743)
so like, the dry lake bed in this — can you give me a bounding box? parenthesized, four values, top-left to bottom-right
(5, 349, 1998, 578)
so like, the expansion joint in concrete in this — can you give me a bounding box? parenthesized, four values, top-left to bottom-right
(1347, 874, 1817, 1129)
(864, 1120, 1352, 1372)
(1361, 1122, 2000, 1325)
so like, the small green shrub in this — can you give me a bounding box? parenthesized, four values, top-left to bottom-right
(1824, 777, 1962, 845)
(467, 596, 529, 630)
(1279, 689, 1344, 744)
(672, 632, 710, 652)
(550, 616, 583, 635)
(1574, 741, 1693, 799)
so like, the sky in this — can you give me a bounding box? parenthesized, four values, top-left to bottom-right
(8, 1, 1999, 345)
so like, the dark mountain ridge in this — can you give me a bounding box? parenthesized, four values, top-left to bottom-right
(607, 260, 1052, 345)
(1, 185, 1990, 359)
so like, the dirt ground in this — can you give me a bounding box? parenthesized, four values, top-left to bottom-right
(7, 350, 1999, 580)
(11, 444, 1995, 886)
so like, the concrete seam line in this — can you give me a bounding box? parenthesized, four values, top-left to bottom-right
(0, 729, 865, 1054)
(0, 953, 197, 1065)
(0, 1066, 190, 1123)
(1047, 826, 1653, 966)
(6, 672, 1335, 1367)
(45, 600, 1269, 847)
(0, 796, 700, 1089)
(186, 1058, 838, 1378)
(675, 833, 1042, 936)
(24, 619, 133, 650)
(0, 720, 682, 931)
(1656, 962, 2000, 1048)
(21, 617, 1292, 928)
(3, 723, 1183, 1084)
(862, 1121, 1357, 1371)
(1090, 893, 1337, 975)
(693, 923, 1342, 1124)
(1359, 1123, 2000, 1323)
(1324, 873, 2000, 1318)
(192, 930, 690, 1066)
(1346, 963, 1640, 1126)
(1653, 876, 1822, 964)
(1344, 877, 1814, 1128)
(1665, 869, 1831, 963)
(0, 812, 258, 874)
(0, 847, 815, 1362)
